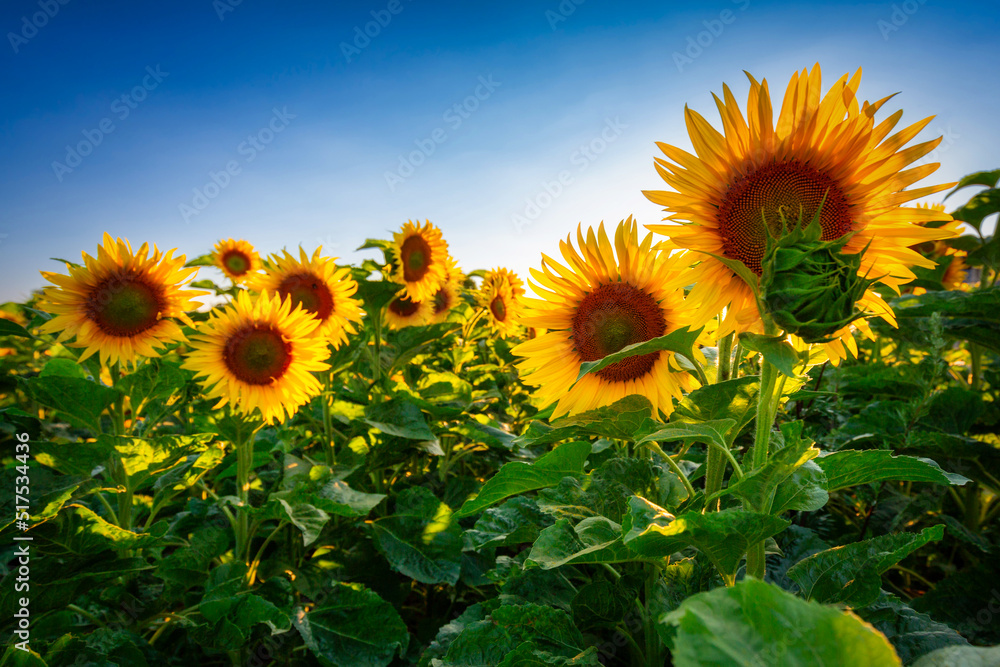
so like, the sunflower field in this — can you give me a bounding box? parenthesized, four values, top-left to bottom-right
(2, 65, 999, 667)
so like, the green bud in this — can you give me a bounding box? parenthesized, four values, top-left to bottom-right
(760, 208, 877, 344)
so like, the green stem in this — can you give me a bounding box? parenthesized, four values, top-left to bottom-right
(94, 488, 120, 526)
(718, 332, 734, 382)
(746, 322, 781, 580)
(704, 447, 725, 512)
(247, 521, 286, 585)
(647, 442, 697, 501)
(970, 343, 983, 392)
(683, 354, 710, 387)
(234, 421, 263, 563)
(371, 308, 384, 383)
(322, 369, 336, 467)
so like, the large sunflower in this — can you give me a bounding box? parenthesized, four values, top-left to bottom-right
(39, 233, 204, 367)
(512, 218, 700, 418)
(182, 290, 330, 424)
(480, 267, 524, 338)
(431, 255, 464, 324)
(389, 220, 449, 303)
(212, 238, 261, 284)
(384, 294, 433, 330)
(250, 247, 362, 348)
(643, 64, 955, 362)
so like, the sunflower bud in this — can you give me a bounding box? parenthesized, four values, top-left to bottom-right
(760, 212, 876, 344)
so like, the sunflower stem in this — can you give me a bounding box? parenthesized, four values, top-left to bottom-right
(371, 307, 383, 384)
(718, 332, 734, 382)
(234, 420, 263, 564)
(322, 368, 336, 468)
(646, 442, 697, 501)
(970, 342, 983, 392)
(746, 321, 781, 580)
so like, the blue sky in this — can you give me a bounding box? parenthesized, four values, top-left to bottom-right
(2, 0, 998, 301)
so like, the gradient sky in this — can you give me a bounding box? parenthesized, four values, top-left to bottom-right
(2, 0, 998, 301)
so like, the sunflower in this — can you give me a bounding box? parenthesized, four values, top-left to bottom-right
(911, 203, 968, 291)
(479, 267, 524, 338)
(384, 294, 433, 330)
(250, 247, 363, 348)
(513, 218, 700, 418)
(212, 238, 261, 284)
(643, 64, 955, 363)
(389, 220, 449, 303)
(39, 233, 204, 367)
(182, 290, 330, 424)
(431, 255, 464, 324)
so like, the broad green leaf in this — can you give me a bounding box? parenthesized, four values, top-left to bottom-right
(536, 456, 663, 523)
(788, 525, 945, 608)
(371, 487, 462, 585)
(857, 591, 969, 665)
(32, 439, 113, 478)
(491, 604, 587, 658)
(571, 576, 639, 632)
(944, 168, 1000, 199)
(527, 517, 643, 569)
(294, 583, 409, 667)
(19, 375, 120, 433)
(420, 602, 497, 667)
(30, 504, 167, 553)
(275, 498, 330, 546)
(884, 288, 1000, 353)
(720, 425, 824, 513)
(364, 398, 436, 441)
(817, 450, 969, 491)
(705, 252, 761, 296)
(575, 326, 703, 382)
(436, 620, 517, 666)
(184, 253, 215, 267)
(0, 645, 47, 666)
(498, 645, 600, 666)
(912, 646, 1000, 667)
(0, 318, 33, 339)
(39, 358, 86, 378)
(770, 461, 829, 514)
(550, 395, 656, 441)
(949, 187, 1000, 230)
(912, 559, 1000, 645)
(672, 377, 760, 444)
(199, 562, 291, 645)
(0, 466, 89, 531)
(738, 332, 802, 378)
(463, 497, 553, 551)
(663, 578, 901, 666)
(319, 480, 386, 516)
(101, 433, 216, 490)
(635, 419, 735, 451)
(116, 359, 188, 424)
(455, 441, 591, 518)
(623, 497, 789, 579)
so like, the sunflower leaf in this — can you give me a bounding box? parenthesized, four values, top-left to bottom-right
(944, 168, 1000, 200)
(0, 318, 33, 339)
(816, 450, 969, 491)
(703, 252, 761, 296)
(574, 325, 704, 384)
(738, 332, 803, 378)
(184, 253, 216, 267)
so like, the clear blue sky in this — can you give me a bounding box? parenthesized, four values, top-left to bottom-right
(2, 0, 998, 301)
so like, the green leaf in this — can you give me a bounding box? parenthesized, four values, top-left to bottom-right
(491, 604, 587, 658)
(371, 487, 462, 585)
(623, 497, 789, 579)
(788, 525, 945, 608)
(294, 583, 409, 667)
(101, 434, 216, 490)
(498, 645, 600, 666)
(719, 426, 825, 513)
(463, 497, 553, 551)
(571, 576, 640, 632)
(856, 591, 969, 665)
(635, 419, 735, 451)
(672, 377, 760, 445)
(455, 441, 591, 518)
(0, 645, 47, 666)
(364, 398, 436, 441)
(117, 359, 188, 424)
(184, 253, 216, 267)
(548, 395, 658, 441)
(527, 517, 643, 569)
(816, 451, 969, 491)
(704, 252, 761, 297)
(944, 168, 1000, 199)
(31, 504, 167, 553)
(19, 375, 120, 433)
(574, 326, 703, 383)
(738, 332, 802, 378)
(912, 559, 1000, 644)
(39, 358, 85, 379)
(199, 562, 291, 647)
(912, 645, 1000, 667)
(884, 288, 1000, 353)
(663, 578, 901, 666)
(949, 187, 1000, 230)
(355, 279, 403, 315)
